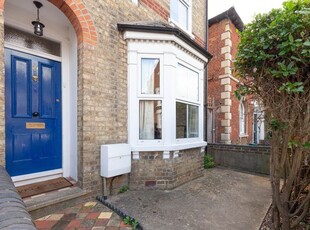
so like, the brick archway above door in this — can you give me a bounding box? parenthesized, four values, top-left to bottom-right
(0, 0, 97, 46)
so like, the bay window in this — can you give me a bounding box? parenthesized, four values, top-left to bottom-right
(121, 28, 209, 151)
(134, 54, 203, 147)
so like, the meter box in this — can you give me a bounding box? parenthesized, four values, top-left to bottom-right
(100, 144, 131, 178)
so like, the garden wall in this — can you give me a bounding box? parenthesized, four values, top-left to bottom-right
(207, 143, 271, 175)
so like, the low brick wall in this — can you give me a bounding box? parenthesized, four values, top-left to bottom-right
(130, 148, 204, 190)
(207, 144, 271, 175)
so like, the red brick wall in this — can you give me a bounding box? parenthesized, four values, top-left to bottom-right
(229, 21, 254, 144)
(140, 0, 169, 20)
(230, 21, 241, 143)
(207, 20, 226, 142)
(230, 21, 238, 62)
(230, 80, 239, 143)
(48, 0, 97, 45)
(208, 19, 254, 144)
(208, 20, 226, 79)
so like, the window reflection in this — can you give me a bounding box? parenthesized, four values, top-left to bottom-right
(176, 64, 199, 101)
(141, 58, 160, 95)
(170, 0, 189, 30)
(176, 102, 198, 138)
(139, 100, 162, 140)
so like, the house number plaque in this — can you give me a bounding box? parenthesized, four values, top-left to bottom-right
(26, 122, 46, 129)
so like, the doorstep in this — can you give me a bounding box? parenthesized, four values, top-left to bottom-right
(24, 186, 91, 220)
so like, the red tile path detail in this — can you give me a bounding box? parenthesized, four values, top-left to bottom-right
(35, 201, 132, 230)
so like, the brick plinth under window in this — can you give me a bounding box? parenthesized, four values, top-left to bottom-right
(130, 148, 204, 190)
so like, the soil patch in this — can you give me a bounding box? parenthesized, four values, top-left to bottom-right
(260, 206, 310, 229)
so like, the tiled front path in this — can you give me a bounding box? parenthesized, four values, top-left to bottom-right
(35, 201, 133, 230)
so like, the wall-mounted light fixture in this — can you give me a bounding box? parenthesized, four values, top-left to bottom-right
(32, 1, 45, 36)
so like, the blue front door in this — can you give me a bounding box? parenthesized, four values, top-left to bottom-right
(5, 49, 62, 177)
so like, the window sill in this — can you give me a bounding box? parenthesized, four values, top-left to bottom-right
(239, 134, 248, 138)
(131, 141, 207, 152)
(168, 18, 195, 40)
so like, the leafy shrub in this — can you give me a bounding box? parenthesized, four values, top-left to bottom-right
(123, 216, 139, 229)
(204, 153, 215, 169)
(118, 185, 129, 194)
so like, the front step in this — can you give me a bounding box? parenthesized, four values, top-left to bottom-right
(24, 186, 91, 220)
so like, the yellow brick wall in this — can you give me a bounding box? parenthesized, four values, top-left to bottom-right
(0, 0, 207, 194)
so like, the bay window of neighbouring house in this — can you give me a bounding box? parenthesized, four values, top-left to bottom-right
(170, 0, 192, 33)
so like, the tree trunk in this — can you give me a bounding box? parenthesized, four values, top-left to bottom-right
(271, 204, 280, 230)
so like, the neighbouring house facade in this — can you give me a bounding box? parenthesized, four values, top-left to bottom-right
(207, 7, 265, 145)
(0, 0, 211, 195)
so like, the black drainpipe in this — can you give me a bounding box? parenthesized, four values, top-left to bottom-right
(204, 0, 209, 142)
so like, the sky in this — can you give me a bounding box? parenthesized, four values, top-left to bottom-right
(208, 0, 287, 24)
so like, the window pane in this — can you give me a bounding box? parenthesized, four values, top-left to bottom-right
(4, 25, 61, 57)
(176, 64, 199, 101)
(139, 100, 162, 140)
(170, 0, 178, 22)
(176, 102, 199, 138)
(176, 102, 187, 138)
(176, 64, 187, 98)
(188, 105, 199, 137)
(178, 1, 188, 29)
(188, 69, 199, 101)
(170, 0, 189, 30)
(141, 58, 160, 95)
(239, 102, 246, 134)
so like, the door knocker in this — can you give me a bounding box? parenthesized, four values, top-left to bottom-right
(32, 75, 38, 82)
(32, 65, 38, 82)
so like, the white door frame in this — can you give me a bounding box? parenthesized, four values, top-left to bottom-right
(4, 1, 78, 186)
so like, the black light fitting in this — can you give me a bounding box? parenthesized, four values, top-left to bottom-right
(32, 1, 45, 36)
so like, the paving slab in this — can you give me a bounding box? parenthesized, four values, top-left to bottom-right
(108, 167, 272, 230)
(34, 200, 132, 229)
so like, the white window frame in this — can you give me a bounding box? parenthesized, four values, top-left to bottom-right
(138, 55, 163, 98)
(125, 31, 207, 152)
(169, 0, 193, 36)
(176, 100, 199, 138)
(4, 2, 78, 182)
(239, 99, 247, 136)
(175, 60, 202, 144)
(137, 54, 164, 146)
(176, 62, 199, 104)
